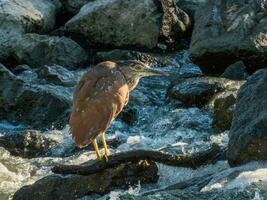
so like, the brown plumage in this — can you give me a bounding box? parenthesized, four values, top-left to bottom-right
(69, 60, 166, 160)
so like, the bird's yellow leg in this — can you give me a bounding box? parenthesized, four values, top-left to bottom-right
(92, 139, 102, 160)
(100, 132, 109, 161)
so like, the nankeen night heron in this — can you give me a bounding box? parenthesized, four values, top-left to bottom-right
(69, 60, 167, 160)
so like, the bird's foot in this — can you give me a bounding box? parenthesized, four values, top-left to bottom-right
(104, 154, 109, 162)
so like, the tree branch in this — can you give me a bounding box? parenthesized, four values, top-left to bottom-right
(52, 144, 221, 175)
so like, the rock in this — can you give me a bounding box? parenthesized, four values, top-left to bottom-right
(0, 0, 58, 65)
(0, 0, 57, 33)
(209, 80, 244, 132)
(65, 0, 190, 50)
(61, 0, 95, 14)
(95, 49, 176, 67)
(120, 185, 267, 200)
(189, 0, 267, 75)
(168, 76, 241, 108)
(118, 107, 138, 126)
(175, 0, 208, 20)
(36, 65, 77, 87)
(13, 160, 158, 200)
(0, 130, 57, 158)
(228, 68, 267, 166)
(212, 91, 238, 132)
(11, 33, 88, 68)
(0, 64, 72, 129)
(221, 61, 248, 80)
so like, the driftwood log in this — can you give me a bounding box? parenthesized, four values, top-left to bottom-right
(52, 144, 222, 175)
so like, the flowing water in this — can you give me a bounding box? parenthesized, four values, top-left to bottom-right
(0, 51, 267, 199)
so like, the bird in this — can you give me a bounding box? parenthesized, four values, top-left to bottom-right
(69, 60, 167, 161)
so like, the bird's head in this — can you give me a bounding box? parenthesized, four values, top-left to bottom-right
(117, 60, 168, 90)
(117, 60, 167, 78)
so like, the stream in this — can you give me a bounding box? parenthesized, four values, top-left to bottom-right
(0, 51, 266, 200)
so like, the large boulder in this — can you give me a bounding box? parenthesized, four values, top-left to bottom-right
(228, 68, 267, 166)
(168, 76, 242, 108)
(0, 64, 71, 129)
(189, 0, 267, 75)
(11, 34, 88, 68)
(0, 0, 57, 33)
(13, 161, 158, 200)
(0, 0, 58, 64)
(65, 0, 190, 50)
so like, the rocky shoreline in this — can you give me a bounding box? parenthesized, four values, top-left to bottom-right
(0, 0, 267, 199)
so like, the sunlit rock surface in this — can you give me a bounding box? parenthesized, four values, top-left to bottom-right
(11, 33, 88, 68)
(65, 0, 190, 50)
(189, 0, 267, 75)
(0, 0, 58, 64)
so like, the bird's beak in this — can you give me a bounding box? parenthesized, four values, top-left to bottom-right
(142, 68, 169, 77)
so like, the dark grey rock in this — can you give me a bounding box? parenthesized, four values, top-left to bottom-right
(175, 0, 208, 20)
(0, 64, 71, 129)
(168, 76, 241, 108)
(0, 130, 57, 158)
(61, 0, 95, 14)
(13, 161, 158, 200)
(189, 0, 267, 75)
(12, 34, 88, 68)
(228, 68, 267, 166)
(221, 61, 248, 80)
(0, 0, 58, 65)
(65, 0, 190, 50)
(36, 65, 78, 87)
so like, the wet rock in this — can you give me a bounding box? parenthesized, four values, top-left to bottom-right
(65, 0, 190, 50)
(36, 65, 77, 87)
(120, 185, 267, 200)
(189, 0, 267, 75)
(228, 68, 267, 166)
(212, 91, 238, 132)
(0, 130, 57, 158)
(168, 76, 241, 108)
(221, 61, 248, 80)
(13, 160, 158, 200)
(96, 49, 175, 67)
(209, 81, 244, 132)
(12, 33, 88, 68)
(0, 64, 71, 129)
(118, 107, 138, 126)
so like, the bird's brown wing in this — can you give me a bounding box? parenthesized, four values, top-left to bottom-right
(69, 71, 129, 148)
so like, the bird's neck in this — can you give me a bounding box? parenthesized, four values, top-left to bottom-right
(127, 78, 140, 91)
(116, 67, 140, 91)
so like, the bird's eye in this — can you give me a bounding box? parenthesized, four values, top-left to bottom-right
(136, 65, 142, 70)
